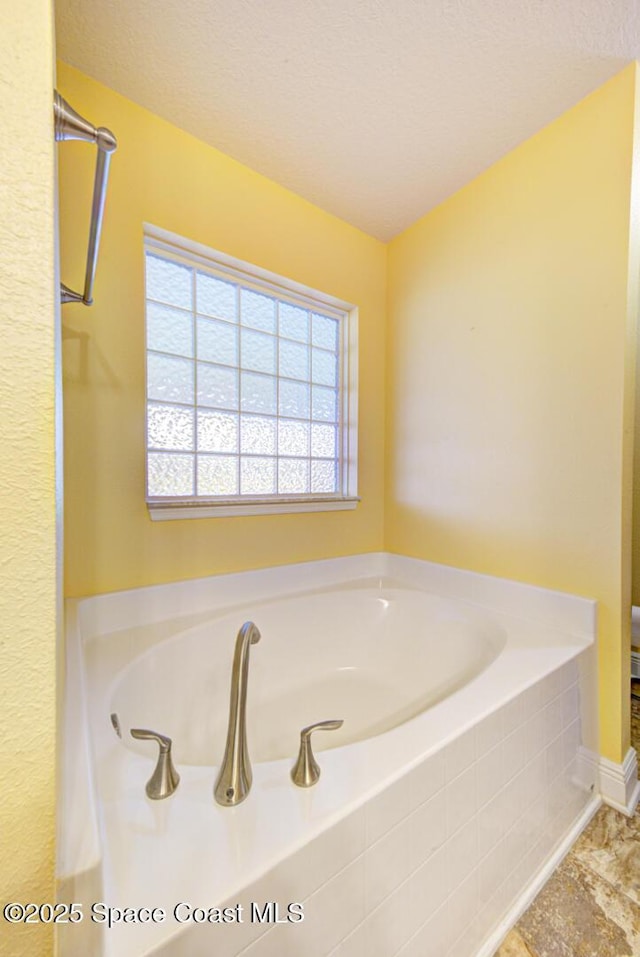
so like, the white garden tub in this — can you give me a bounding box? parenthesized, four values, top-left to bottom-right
(58, 553, 598, 957)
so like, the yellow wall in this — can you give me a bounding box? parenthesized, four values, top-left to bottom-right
(632, 255, 640, 618)
(58, 59, 640, 765)
(633, 387, 640, 612)
(387, 65, 640, 764)
(0, 2, 58, 955)
(57, 63, 386, 598)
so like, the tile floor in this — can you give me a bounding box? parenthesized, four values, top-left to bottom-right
(494, 691, 640, 957)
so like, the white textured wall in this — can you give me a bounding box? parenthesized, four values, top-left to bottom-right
(0, 2, 58, 955)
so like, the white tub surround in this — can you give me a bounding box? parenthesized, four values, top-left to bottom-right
(58, 553, 598, 957)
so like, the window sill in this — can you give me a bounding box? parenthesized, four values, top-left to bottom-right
(147, 496, 360, 521)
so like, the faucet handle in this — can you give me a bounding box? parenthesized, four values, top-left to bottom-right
(291, 720, 344, 788)
(131, 728, 172, 750)
(130, 728, 180, 800)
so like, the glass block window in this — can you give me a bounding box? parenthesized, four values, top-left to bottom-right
(144, 231, 358, 517)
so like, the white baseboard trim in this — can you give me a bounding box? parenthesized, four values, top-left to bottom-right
(476, 795, 602, 957)
(599, 747, 640, 817)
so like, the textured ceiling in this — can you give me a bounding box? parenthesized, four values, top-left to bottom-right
(55, 0, 640, 240)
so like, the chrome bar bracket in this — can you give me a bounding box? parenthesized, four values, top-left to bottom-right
(55, 92, 117, 307)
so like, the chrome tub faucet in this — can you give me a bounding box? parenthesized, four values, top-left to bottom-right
(214, 621, 261, 807)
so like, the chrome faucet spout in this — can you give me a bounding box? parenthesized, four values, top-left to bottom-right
(214, 621, 261, 806)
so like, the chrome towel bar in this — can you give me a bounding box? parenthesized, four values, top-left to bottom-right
(54, 92, 117, 306)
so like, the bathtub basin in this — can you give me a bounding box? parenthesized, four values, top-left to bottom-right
(112, 587, 506, 766)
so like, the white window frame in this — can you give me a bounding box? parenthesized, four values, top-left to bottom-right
(144, 224, 359, 520)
